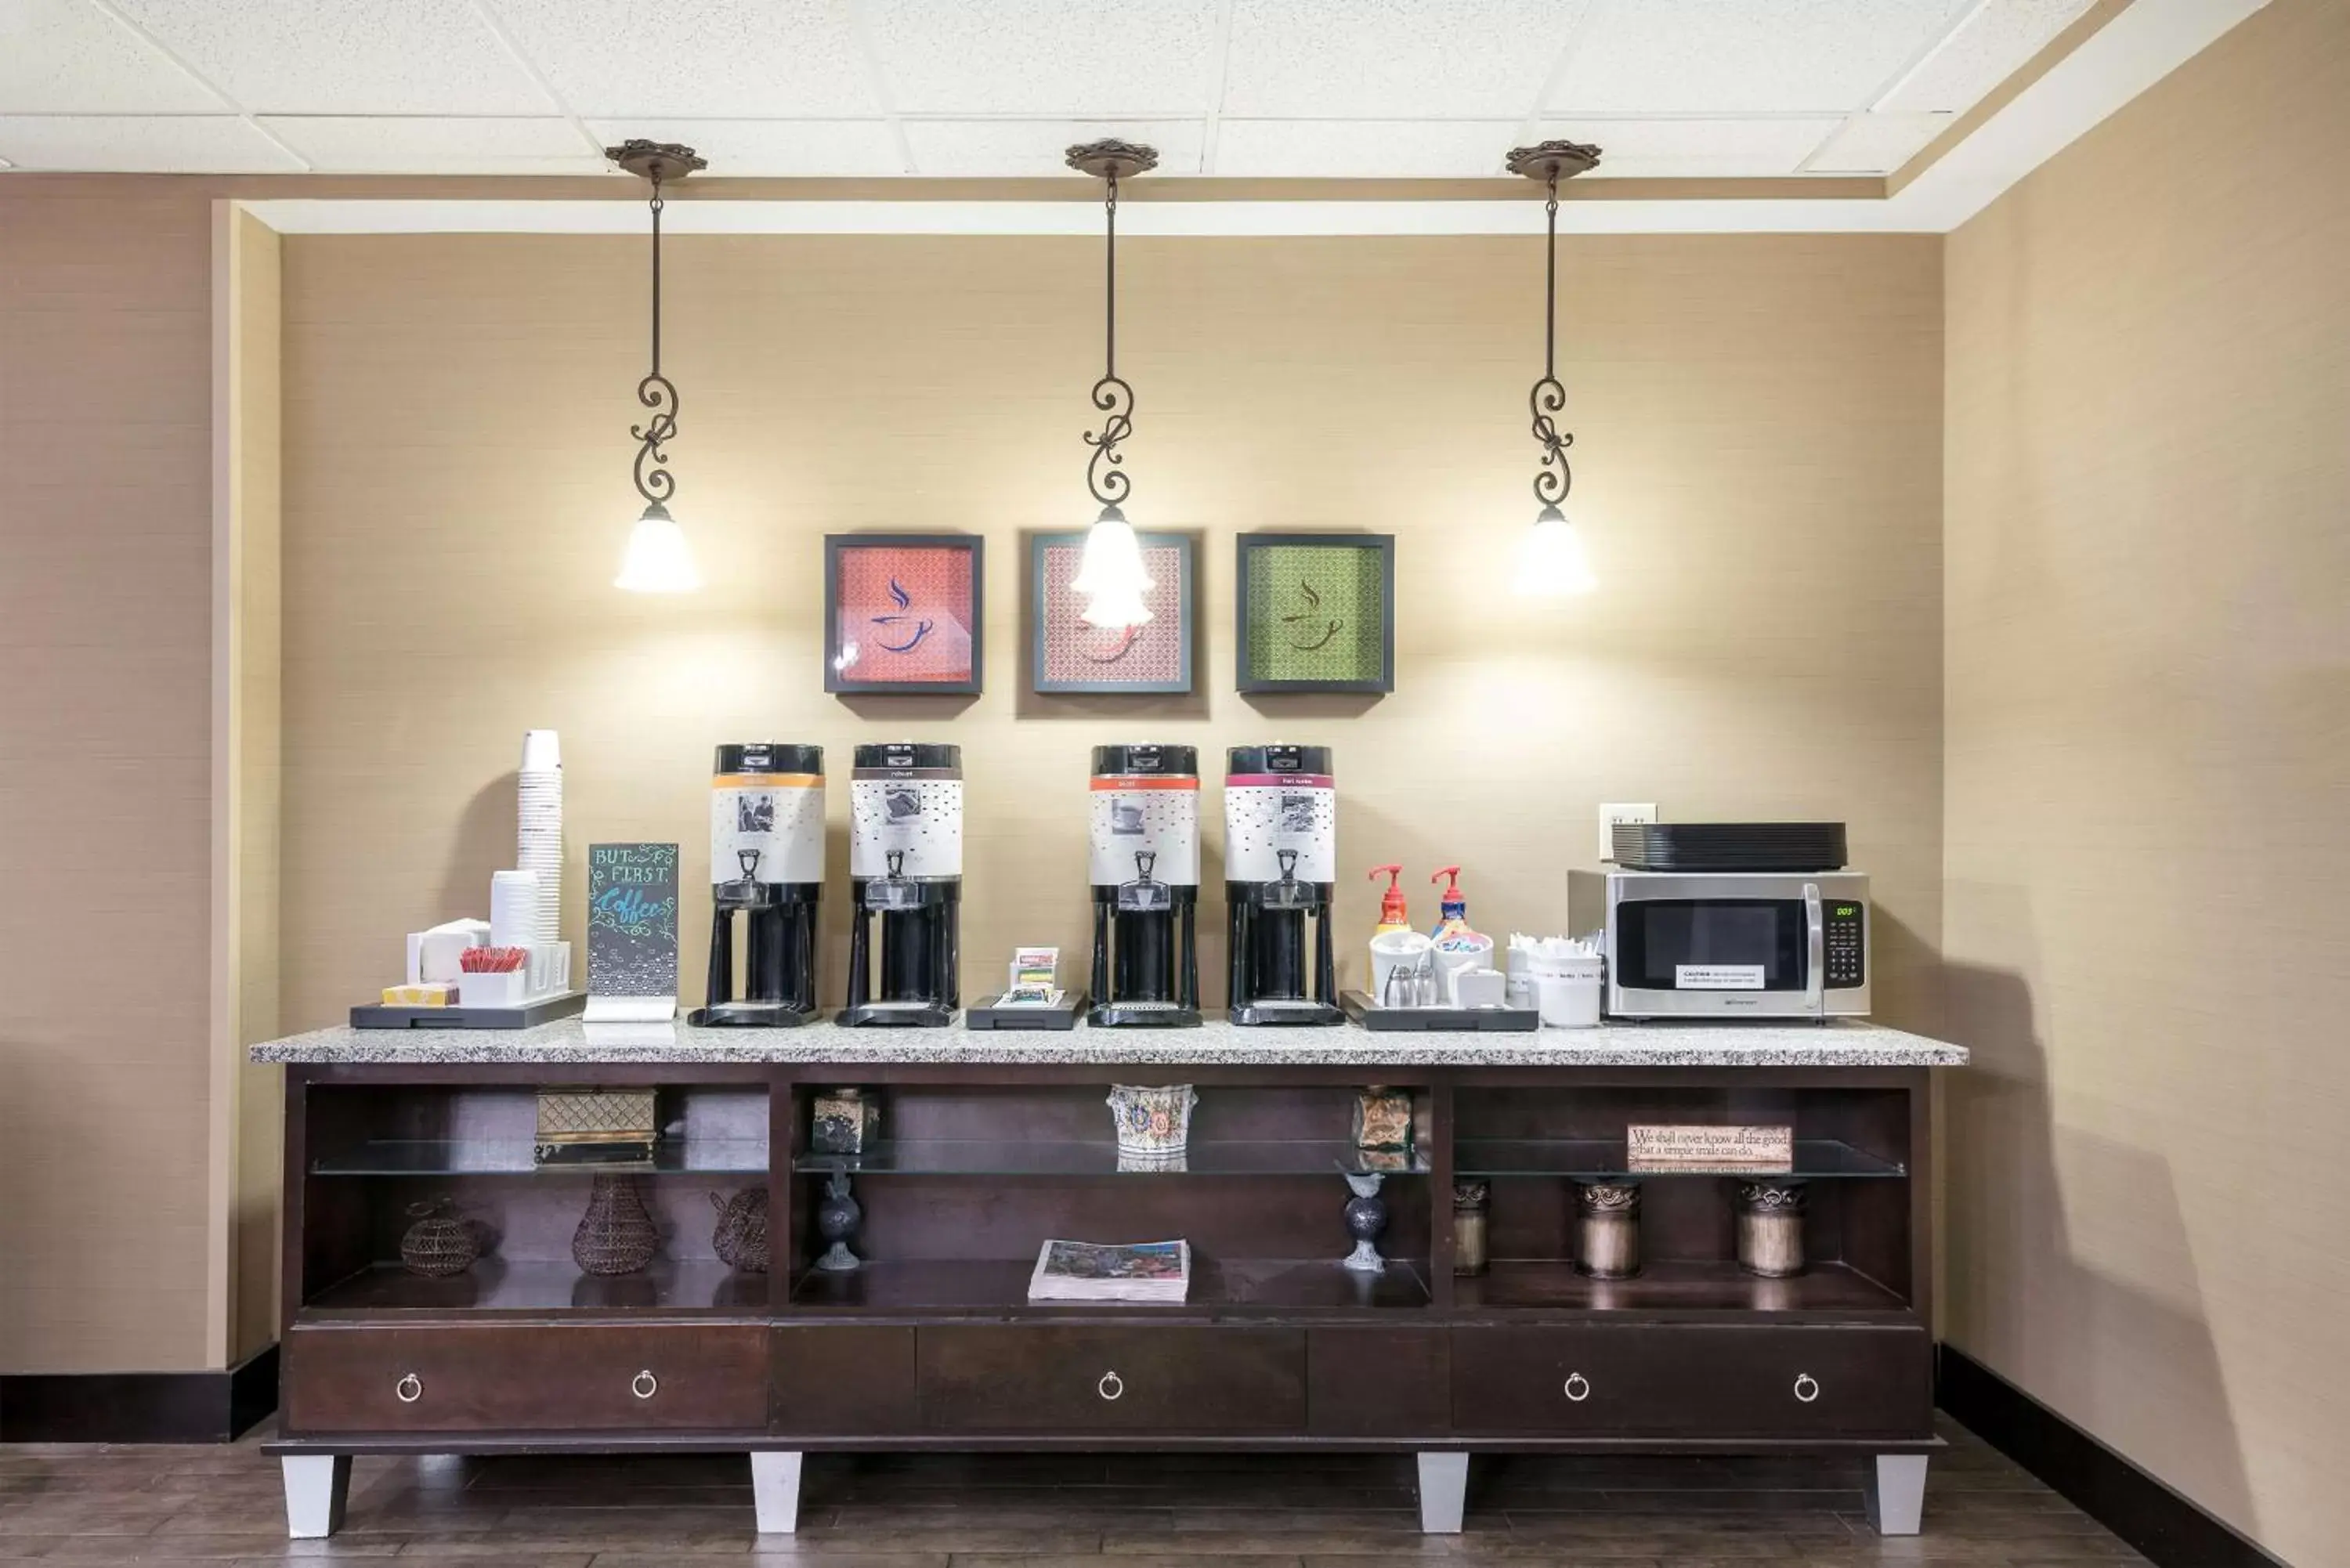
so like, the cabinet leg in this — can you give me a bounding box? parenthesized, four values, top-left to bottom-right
(281, 1454, 351, 1539)
(751, 1451, 804, 1534)
(1865, 1453, 1929, 1535)
(1415, 1451, 1468, 1534)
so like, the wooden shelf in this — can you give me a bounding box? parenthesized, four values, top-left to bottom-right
(303, 1260, 766, 1317)
(791, 1255, 1431, 1314)
(1455, 1259, 1910, 1316)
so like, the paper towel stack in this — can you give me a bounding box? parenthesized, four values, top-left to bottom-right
(517, 730, 563, 945)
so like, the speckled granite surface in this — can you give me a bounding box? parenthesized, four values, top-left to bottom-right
(249, 1014, 1967, 1068)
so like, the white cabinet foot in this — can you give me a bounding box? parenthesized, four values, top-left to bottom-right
(281, 1454, 352, 1539)
(751, 1451, 804, 1534)
(1415, 1451, 1468, 1534)
(1865, 1453, 1929, 1535)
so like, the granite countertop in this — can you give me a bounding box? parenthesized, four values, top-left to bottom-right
(249, 1014, 1968, 1068)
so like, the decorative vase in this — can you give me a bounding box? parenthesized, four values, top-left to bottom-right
(1736, 1180, 1809, 1278)
(811, 1087, 880, 1155)
(572, 1173, 659, 1276)
(1106, 1083, 1197, 1158)
(1574, 1180, 1642, 1280)
(815, 1172, 862, 1273)
(1341, 1172, 1388, 1273)
(400, 1199, 479, 1278)
(1452, 1180, 1489, 1277)
(1352, 1087, 1413, 1152)
(710, 1187, 769, 1274)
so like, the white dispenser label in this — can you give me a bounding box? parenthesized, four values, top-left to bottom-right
(1088, 782, 1200, 887)
(849, 777, 964, 878)
(1223, 783, 1336, 884)
(1676, 964, 1765, 990)
(710, 779, 825, 885)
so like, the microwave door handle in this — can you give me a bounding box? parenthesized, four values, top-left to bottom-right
(1802, 882, 1825, 1021)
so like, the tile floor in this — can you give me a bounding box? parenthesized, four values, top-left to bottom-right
(0, 1414, 2149, 1566)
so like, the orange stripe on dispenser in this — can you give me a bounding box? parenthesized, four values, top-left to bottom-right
(712, 774, 822, 789)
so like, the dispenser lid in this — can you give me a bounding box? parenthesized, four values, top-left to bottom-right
(852, 742, 961, 776)
(1227, 743, 1332, 779)
(714, 742, 823, 777)
(1093, 743, 1198, 777)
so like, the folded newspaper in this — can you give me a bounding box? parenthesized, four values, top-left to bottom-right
(1026, 1238, 1191, 1303)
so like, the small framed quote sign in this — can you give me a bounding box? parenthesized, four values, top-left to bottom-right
(1626, 1124, 1794, 1172)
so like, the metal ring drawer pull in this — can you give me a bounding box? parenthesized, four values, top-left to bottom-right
(395, 1373, 423, 1404)
(1793, 1374, 1820, 1404)
(1563, 1372, 1591, 1403)
(631, 1371, 659, 1400)
(1097, 1371, 1124, 1401)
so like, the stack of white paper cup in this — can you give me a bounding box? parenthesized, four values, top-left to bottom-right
(517, 730, 563, 945)
(490, 869, 540, 949)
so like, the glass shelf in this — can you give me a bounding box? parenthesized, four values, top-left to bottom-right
(1454, 1259, 1910, 1314)
(1454, 1138, 1905, 1180)
(304, 1260, 763, 1315)
(792, 1256, 1431, 1313)
(794, 1140, 1430, 1178)
(309, 1138, 768, 1177)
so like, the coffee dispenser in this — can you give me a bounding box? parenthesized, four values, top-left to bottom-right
(1087, 744, 1202, 1028)
(692, 744, 824, 1028)
(841, 742, 962, 1027)
(1224, 744, 1343, 1025)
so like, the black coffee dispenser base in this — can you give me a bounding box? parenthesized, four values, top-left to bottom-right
(1231, 999, 1347, 1028)
(688, 1001, 820, 1028)
(1091, 1001, 1203, 1029)
(837, 1000, 956, 1028)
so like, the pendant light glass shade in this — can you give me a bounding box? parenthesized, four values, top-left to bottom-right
(1516, 504, 1596, 597)
(1070, 504, 1155, 625)
(614, 501, 702, 593)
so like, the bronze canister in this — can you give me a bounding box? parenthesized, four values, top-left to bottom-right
(1736, 1179, 1809, 1277)
(1574, 1180, 1642, 1279)
(1452, 1180, 1489, 1277)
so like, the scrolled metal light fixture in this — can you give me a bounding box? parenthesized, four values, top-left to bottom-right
(606, 138, 708, 594)
(1506, 138, 1602, 597)
(1065, 139, 1161, 630)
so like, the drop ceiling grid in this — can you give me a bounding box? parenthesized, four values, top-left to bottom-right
(0, 0, 2119, 178)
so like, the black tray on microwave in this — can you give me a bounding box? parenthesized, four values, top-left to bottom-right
(1610, 822, 1847, 873)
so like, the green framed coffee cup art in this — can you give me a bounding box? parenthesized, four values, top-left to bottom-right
(1235, 532, 1397, 695)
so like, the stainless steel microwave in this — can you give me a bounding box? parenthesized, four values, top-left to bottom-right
(1567, 870, 1871, 1021)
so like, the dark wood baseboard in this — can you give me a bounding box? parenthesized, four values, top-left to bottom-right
(1, 1343, 278, 1443)
(1936, 1344, 2286, 1568)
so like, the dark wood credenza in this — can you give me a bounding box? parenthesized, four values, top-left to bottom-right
(258, 1028, 1958, 1539)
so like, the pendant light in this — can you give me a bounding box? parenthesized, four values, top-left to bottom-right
(1506, 139, 1602, 597)
(1065, 139, 1160, 630)
(607, 139, 708, 594)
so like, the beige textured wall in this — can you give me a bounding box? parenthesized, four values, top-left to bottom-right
(1942, 0, 2350, 1561)
(277, 231, 1944, 1031)
(0, 189, 218, 1371)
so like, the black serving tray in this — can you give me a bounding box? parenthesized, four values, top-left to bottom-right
(350, 991, 588, 1030)
(966, 993, 1088, 1031)
(1340, 990, 1538, 1033)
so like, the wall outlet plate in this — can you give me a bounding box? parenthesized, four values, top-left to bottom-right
(1599, 803, 1658, 860)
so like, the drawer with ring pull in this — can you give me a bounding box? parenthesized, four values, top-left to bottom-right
(282, 1324, 769, 1434)
(1450, 1324, 1929, 1440)
(916, 1327, 1306, 1433)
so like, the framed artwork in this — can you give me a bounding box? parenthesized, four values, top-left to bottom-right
(824, 534, 984, 695)
(1235, 532, 1396, 694)
(1030, 530, 1196, 695)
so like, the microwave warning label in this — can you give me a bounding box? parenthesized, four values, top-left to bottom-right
(1676, 965, 1765, 990)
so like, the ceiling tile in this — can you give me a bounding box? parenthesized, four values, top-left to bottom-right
(1220, 0, 1587, 117)
(1213, 119, 1520, 179)
(906, 119, 1203, 176)
(863, 0, 1224, 115)
(0, 114, 306, 172)
(0, 0, 222, 113)
(499, 0, 882, 118)
(260, 116, 606, 173)
(1538, 117, 1845, 177)
(1878, 0, 2095, 113)
(1805, 110, 1951, 172)
(584, 118, 903, 175)
(109, 0, 552, 114)
(1549, 0, 1969, 114)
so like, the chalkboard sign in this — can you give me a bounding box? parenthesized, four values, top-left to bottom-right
(583, 842, 680, 1022)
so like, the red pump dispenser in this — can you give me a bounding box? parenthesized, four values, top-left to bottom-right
(1369, 864, 1410, 934)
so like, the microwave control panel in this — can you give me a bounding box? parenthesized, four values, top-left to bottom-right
(1825, 901, 1867, 988)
